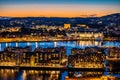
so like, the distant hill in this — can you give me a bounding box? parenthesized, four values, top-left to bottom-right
(0, 13, 120, 19)
(101, 13, 120, 18)
(0, 13, 120, 28)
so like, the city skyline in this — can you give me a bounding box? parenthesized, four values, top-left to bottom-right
(0, 0, 120, 17)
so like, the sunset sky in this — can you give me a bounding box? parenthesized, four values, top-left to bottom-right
(0, 0, 120, 17)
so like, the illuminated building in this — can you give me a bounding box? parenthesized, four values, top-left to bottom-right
(78, 32, 104, 39)
(100, 76, 118, 80)
(69, 48, 105, 68)
(30, 55, 35, 66)
(65, 75, 118, 80)
(71, 48, 85, 55)
(35, 52, 60, 66)
(64, 24, 71, 29)
(106, 47, 120, 71)
(4, 46, 32, 53)
(20, 47, 65, 66)
(71, 47, 104, 55)
(77, 24, 87, 28)
(0, 51, 16, 66)
(35, 47, 66, 60)
(1, 27, 21, 33)
(21, 51, 61, 66)
(66, 32, 104, 40)
(107, 47, 120, 59)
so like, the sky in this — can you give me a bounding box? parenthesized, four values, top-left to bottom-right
(0, 0, 120, 17)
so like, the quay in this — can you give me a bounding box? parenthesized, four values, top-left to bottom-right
(0, 65, 105, 71)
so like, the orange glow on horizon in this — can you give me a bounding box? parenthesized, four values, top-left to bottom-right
(0, 11, 117, 17)
(0, 4, 119, 17)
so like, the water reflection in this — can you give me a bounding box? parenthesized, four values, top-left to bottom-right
(0, 41, 120, 80)
(66, 71, 120, 80)
(75, 41, 102, 48)
(102, 41, 120, 47)
(0, 69, 17, 80)
(0, 43, 1, 51)
(68, 71, 103, 78)
(22, 70, 61, 80)
(0, 41, 119, 65)
(0, 41, 119, 53)
(0, 69, 61, 80)
(0, 69, 120, 80)
(0, 41, 120, 50)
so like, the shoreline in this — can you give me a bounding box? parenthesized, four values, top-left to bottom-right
(0, 37, 120, 43)
(0, 66, 105, 71)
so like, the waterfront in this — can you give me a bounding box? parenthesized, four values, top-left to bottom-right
(0, 41, 120, 80)
(0, 0, 120, 79)
(0, 69, 120, 80)
(0, 41, 120, 55)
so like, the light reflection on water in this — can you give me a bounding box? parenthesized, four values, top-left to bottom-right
(0, 40, 119, 56)
(0, 41, 120, 55)
(0, 69, 120, 80)
(0, 41, 120, 80)
(0, 69, 61, 80)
